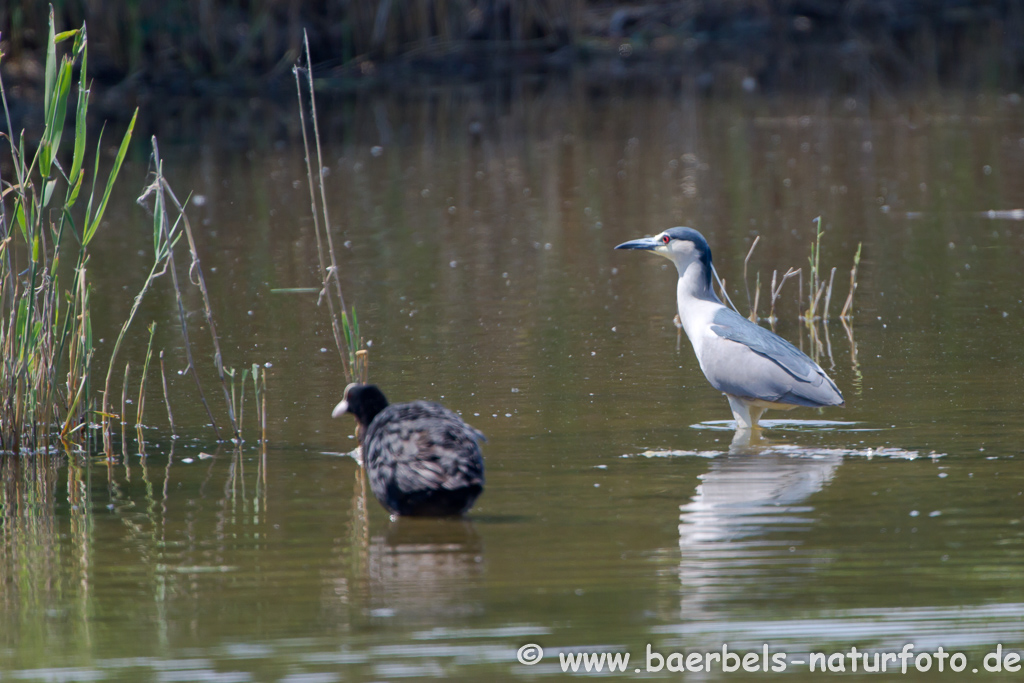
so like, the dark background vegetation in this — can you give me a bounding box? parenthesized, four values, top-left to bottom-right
(2, 0, 1023, 103)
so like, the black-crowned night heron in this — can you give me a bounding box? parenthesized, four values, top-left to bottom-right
(615, 227, 844, 429)
(332, 384, 485, 516)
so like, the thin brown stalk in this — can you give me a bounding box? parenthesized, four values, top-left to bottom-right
(355, 349, 369, 385)
(59, 265, 91, 440)
(742, 235, 760, 316)
(751, 272, 761, 323)
(840, 243, 862, 320)
(769, 267, 800, 326)
(842, 316, 859, 367)
(824, 317, 836, 369)
(136, 324, 156, 455)
(712, 270, 741, 314)
(797, 268, 803, 320)
(237, 372, 246, 443)
(159, 350, 175, 437)
(121, 362, 129, 461)
(261, 370, 267, 490)
(147, 138, 231, 438)
(806, 282, 826, 324)
(823, 266, 837, 323)
(101, 242, 170, 455)
(293, 33, 355, 380)
(254, 366, 266, 506)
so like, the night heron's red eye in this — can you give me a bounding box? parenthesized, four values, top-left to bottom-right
(661, 235, 671, 244)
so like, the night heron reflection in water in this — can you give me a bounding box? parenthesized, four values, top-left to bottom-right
(332, 384, 485, 516)
(615, 227, 844, 430)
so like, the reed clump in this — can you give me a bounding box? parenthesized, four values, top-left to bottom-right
(740, 216, 861, 328)
(1, 10, 267, 458)
(0, 10, 136, 456)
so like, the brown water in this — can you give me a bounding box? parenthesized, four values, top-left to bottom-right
(3, 84, 1024, 681)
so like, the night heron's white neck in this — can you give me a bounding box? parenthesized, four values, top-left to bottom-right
(672, 257, 725, 361)
(672, 256, 721, 305)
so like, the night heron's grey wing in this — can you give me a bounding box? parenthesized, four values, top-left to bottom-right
(704, 308, 844, 407)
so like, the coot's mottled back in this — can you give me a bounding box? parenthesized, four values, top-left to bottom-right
(332, 384, 485, 517)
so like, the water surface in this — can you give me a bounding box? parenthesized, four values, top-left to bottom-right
(3, 84, 1024, 680)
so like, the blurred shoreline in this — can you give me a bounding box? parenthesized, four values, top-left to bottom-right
(2, 2, 1021, 99)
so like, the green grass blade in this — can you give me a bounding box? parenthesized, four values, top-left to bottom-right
(39, 140, 53, 178)
(40, 56, 73, 178)
(83, 123, 106, 239)
(14, 199, 28, 241)
(68, 167, 85, 207)
(60, 208, 80, 249)
(69, 36, 89, 191)
(16, 297, 29, 357)
(54, 29, 79, 44)
(42, 178, 58, 207)
(44, 7, 57, 127)
(152, 182, 162, 258)
(341, 310, 351, 349)
(84, 108, 137, 245)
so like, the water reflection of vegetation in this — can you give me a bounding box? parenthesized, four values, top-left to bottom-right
(0, 453, 91, 656)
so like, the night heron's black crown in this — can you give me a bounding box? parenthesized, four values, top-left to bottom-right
(664, 226, 714, 291)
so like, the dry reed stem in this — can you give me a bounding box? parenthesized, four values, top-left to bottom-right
(807, 282, 826, 323)
(713, 270, 741, 314)
(824, 318, 836, 369)
(148, 138, 233, 438)
(237, 371, 245, 443)
(823, 266, 837, 322)
(159, 350, 175, 437)
(101, 235, 170, 455)
(120, 363, 129, 461)
(841, 316, 858, 365)
(769, 267, 800, 325)
(355, 349, 369, 384)
(260, 369, 267, 498)
(136, 324, 156, 456)
(293, 35, 355, 381)
(840, 243, 862, 319)
(742, 235, 760, 317)
(751, 272, 761, 323)
(797, 269, 803, 321)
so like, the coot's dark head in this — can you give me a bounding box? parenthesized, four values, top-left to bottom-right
(332, 383, 390, 428)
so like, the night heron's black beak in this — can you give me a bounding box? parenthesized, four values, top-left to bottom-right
(615, 237, 660, 250)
